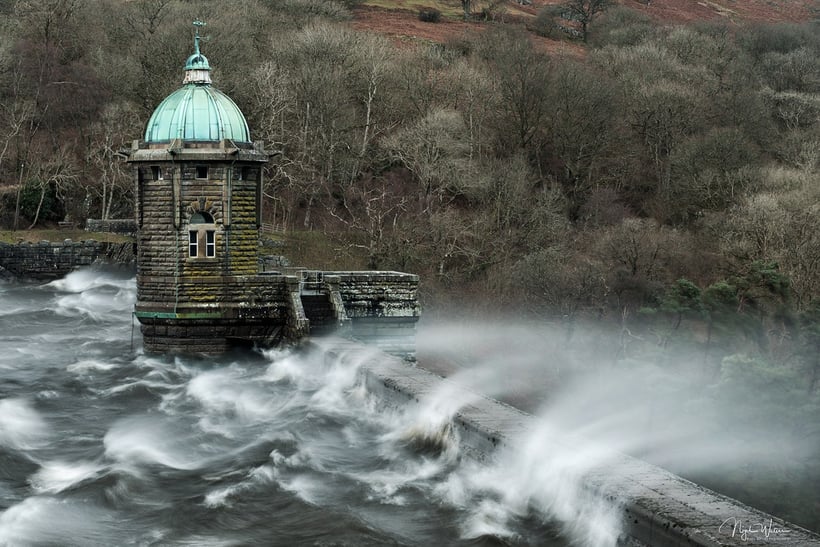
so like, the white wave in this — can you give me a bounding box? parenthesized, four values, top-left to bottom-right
(278, 473, 324, 505)
(186, 369, 281, 426)
(350, 457, 447, 506)
(269, 448, 307, 468)
(0, 496, 116, 546)
(263, 352, 306, 384)
(203, 465, 276, 508)
(53, 289, 134, 321)
(98, 378, 174, 397)
(29, 460, 104, 494)
(104, 416, 209, 470)
(0, 307, 24, 317)
(0, 398, 49, 450)
(202, 483, 243, 508)
(460, 498, 520, 541)
(66, 359, 118, 374)
(46, 269, 134, 294)
(45, 269, 135, 322)
(308, 348, 372, 413)
(438, 421, 624, 547)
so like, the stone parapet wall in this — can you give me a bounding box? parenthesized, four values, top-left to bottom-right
(0, 240, 135, 280)
(85, 219, 138, 235)
(327, 271, 420, 360)
(330, 271, 421, 319)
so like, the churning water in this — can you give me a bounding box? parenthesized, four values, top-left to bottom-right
(0, 268, 587, 547)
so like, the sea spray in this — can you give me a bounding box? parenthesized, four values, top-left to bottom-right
(0, 398, 49, 451)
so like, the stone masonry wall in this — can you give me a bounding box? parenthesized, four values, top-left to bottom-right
(136, 274, 296, 321)
(136, 162, 260, 280)
(137, 164, 176, 277)
(136, 274, 300, 354)
(331, 271, 420, 360)
(332, 271, 421, 318)
(85, 219, 137, 235)
(225, 174, 260, 276)
(0, 240, 135, 280)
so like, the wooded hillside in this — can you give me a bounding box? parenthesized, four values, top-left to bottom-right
(0, 0, 818, 531)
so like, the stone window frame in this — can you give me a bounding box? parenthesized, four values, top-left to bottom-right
(195, 165, 208, 179)
(151, 166, 163, 180)
(188, 211, 216, 259)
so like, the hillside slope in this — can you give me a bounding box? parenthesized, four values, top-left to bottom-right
(354, 0, 817, 45)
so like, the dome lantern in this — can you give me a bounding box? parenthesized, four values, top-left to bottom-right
(143, 20, 250, 144)
(183, 20, 211, 85)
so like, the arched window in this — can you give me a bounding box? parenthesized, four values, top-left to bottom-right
(189, 211, 216, 258)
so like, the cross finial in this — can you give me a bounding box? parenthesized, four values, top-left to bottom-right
(193, 20, 206, 55)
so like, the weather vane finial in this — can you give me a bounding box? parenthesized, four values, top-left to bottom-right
(193, 20, 206, 55)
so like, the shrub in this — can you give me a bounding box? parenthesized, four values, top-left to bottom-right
(589, 6, 654, 47)
(532, 5, 565, 39)
(418, 8, 441, 23)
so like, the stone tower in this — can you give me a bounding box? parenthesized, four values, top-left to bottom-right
(128, 22, 289, 353)
(127, 22, 420, 358)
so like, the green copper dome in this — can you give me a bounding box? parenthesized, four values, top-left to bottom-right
(144, 85, 251, 144)
(143, 21, 250, 144)
(184, 52, 210, 71)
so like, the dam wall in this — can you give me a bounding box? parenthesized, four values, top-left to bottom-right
(0, 240, 135, 280)
(309, 338, 820, 547)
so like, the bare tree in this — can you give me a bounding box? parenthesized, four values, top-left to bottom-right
(461, 0, 471, 21)
(26, 144, 78, 229)
(563, 0, 613, 42)
(84, 102, 139, 220)
(275, 23, 359, 229)
(447, 61, 494, 163)
(382, 108, 470, 211)
(0, 99, 34, 184)
(328, 176, 408, 269)
(245, 60, 293, 150)
(350, 33, 393, 161)
(479, 29, 551, 151)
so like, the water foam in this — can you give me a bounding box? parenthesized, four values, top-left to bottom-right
(46, 268, 133, 293)
(185, 368, 289, 439)
(103, 416, 209, 470)
(66, 359, 118, 374)
(29, 460, 104, 494)
(0, 496, 117, 546)
(0, 398, 49, 450)
(48, 268, 136, 322)
(203, 465, 276, 508)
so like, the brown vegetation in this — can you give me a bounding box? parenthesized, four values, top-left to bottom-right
(0, 0, 818, 527)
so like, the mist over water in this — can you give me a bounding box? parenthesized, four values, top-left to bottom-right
(0, 269, 575, 546)
(3, 269, 814, 546)
(415, 320, 820, 536)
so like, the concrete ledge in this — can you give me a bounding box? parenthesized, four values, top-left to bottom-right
(308, 337, 820, 547)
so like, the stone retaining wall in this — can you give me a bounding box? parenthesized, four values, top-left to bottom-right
(0, 240, 136, 280)
(324, 271, 420, 360)
(85, 219, 138, 235)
